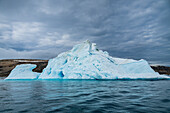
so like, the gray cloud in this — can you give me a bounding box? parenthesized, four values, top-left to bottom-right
(0, 0, 170, 66)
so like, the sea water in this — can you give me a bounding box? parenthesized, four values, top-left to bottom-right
(0, 80, 170, 113)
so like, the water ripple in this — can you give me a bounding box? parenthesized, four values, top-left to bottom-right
(0, 80, 170, 113)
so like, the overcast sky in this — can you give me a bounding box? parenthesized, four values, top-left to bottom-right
(0, 0, 170, 66)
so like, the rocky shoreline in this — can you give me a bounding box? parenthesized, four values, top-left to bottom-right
(0, 59, 169, 77)
(150, 66, 170, 75)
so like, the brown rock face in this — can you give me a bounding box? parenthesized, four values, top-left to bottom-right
(151, 66, 170, 75)
(0, 59, 48, 77)
(0, 59, 169, 77)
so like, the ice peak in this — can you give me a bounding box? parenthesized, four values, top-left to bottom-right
(71, 40, 97, 54)
(84, 40, 91, 44)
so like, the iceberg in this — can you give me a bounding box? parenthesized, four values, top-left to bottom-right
(38, 40, 169, 80)
(5, 64, 40, 80)
(5, 40, 170, 80)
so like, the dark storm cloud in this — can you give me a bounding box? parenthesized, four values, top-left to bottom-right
(0, 0, 170, 65)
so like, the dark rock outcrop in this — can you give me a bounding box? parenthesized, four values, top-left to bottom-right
(151, 66, 170, 75)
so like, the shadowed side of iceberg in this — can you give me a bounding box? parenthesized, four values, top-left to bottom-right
(5, 64, 40, 80)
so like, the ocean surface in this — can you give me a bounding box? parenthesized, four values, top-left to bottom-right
(0, 79, 170, 113)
